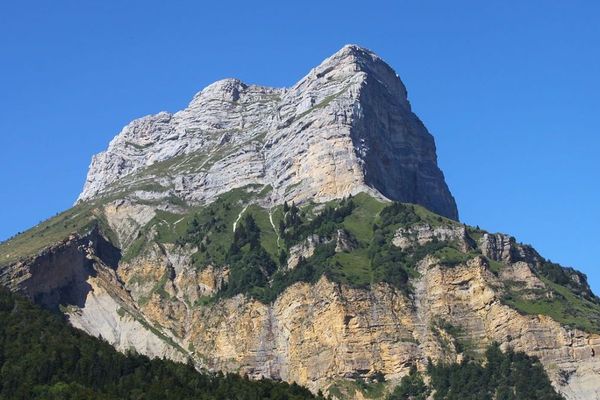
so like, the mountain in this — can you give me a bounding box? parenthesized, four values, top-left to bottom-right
(1, 45, 599, 399)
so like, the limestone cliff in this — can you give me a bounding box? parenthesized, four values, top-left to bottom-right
(77, 45, 458, 220)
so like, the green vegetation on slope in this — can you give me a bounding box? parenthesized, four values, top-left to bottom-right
(504, 276, 600, 333)
(172, 188, 270, 266)
(2, 186, 599, 334)
(174, 193, 474, 301)
(388, 343, 564, 400)
(538, 260, 597, 301)
(163, 190, 600, 334)
(0, 204, 100, 266)
(0, 286, 321, 400)
(220, 213, 278, 300)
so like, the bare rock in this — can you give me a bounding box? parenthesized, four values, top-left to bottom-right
(77, 45, 458, 220)
(393, 223, 472, 251)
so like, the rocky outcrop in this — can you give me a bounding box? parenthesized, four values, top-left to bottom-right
(287, 230, 356, 270)
(393, 223, 473, 251)
(66, 262, 187, 363)
(0, 226, 119, 309)
(2, 205, 600, 399)
(0, 227, 189, 362)
(414, 256, 600, 400)
(480, 233, 522, 264)
(77, 45, 458, 220)
(185, 277, 420, 392)
(102, 200, 157, 248)
(287, 235, 324, 270)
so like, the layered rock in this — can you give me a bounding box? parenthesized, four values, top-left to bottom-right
(6, 214, 599, 399)
(393, 223, 474, 251)
(0, 228, 187, 362)
(414, 256, 600, 400)
(77, 45, 458, 220)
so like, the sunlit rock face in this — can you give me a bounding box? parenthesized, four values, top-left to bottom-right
(77, 45, 458, 220)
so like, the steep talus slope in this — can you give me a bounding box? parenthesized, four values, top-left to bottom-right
(1, 45, 599, 399)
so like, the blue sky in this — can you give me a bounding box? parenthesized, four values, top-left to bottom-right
(1, 1, 598, 292)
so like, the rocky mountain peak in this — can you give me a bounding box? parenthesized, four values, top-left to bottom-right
(297, 44, 410, 108)
(77, 45, 458, 220)
(191, 78, 249, 103)
(318, 44, 384, 72)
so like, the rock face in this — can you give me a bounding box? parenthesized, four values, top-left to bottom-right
(0, 227, 187, 362)
(77, 45, 458, 220)
(4, 224, 599, 399)
(393, 223, 474, 251)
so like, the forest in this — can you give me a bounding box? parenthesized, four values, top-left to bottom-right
(388, 343, 564, 400)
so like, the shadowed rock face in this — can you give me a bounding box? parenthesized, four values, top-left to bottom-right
(0, 226, 120, 310)
(348, 50, 457, 219)
(77, 45, 458, 220)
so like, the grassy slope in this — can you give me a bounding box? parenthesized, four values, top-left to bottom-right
(0, 204, 99, 266)
(505, 277, 600, 332)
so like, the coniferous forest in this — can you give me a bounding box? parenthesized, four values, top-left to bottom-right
(388, 343, 564, 400)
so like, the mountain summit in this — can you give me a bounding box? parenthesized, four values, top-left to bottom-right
(78, 44, 458, 220)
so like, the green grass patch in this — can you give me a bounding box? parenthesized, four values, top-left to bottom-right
(504, 276, 600, 333)
(0, 204, 99, 266)
(342, 192, 386, 243)
(433, 246, 472, 267)
(331, 248, 372, 287)
(486, 258, 504, 274)
(294, 85, 350, 121)
(412, 203, 456, 228)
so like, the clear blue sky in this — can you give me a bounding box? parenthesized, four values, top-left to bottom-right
(1, 1, 598, 292)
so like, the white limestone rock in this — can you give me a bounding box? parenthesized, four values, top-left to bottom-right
(78, 45, 458, 220)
